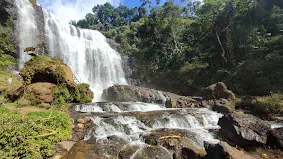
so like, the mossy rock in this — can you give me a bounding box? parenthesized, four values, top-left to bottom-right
(20, 55, 75, 86)
(203, 82, 236, 101)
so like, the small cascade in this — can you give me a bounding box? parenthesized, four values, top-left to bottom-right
(75, 102, 222, 158)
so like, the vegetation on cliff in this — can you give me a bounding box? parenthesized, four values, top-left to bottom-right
(0, 14, 16, 67)
(74, 0, 283, 96)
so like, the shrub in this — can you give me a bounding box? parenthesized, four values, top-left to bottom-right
(52, 84, 73, 107)
(52, 83, 93, 107)
(72, 83, 93, 103)
(252, 93, 283, 115)
(0, 108, 71, 159)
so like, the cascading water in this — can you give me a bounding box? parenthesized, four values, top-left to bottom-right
(14, 0, 223, 158)
(43, 10, 127, 101)
(15, 0, 40, 68)
(76, 102, 223, 158)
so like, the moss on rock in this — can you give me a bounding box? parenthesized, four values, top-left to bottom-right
(20, 55, 75, 86)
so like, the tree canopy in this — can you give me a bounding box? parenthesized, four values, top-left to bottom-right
(72, 0, 283, 95)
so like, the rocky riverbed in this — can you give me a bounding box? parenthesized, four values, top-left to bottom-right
(55, 84, 283, 159)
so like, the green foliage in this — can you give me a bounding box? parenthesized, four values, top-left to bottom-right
(52, 84, 72, 107)
(252, 94, 283, 115)
(0, 16, 16, 69)
(73, 0, 283, 96)
(0, 54, 15, 69)
(52, 83, 93, 106)
(0, 108, 71, 158)
(73, 83, 93, 103)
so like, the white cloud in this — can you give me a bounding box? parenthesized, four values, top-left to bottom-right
(38, 0, 123, 25)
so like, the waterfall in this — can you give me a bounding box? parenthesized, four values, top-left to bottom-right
(43, 10, 127, 101)
(15, 0, 40, 68)
(15, 0, 127, 101)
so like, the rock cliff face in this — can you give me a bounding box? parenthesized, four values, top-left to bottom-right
(0, 0, 18, 58)
(107, 38, 141, 86)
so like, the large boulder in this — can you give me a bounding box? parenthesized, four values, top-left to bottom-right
(204, 141, 255, 159)
(103, 85, 198, 108)
(61, 141, 104, 159)
(130, 146, 172, 159)
(142, 129, 207, 159)
(218, 111, 271, 147)
(20, 82, 55, 105)
(201, 98, 235, 114)
(203, 82, 235, 101)
(20, 55, 75, 86)
(267, 128, 283, 150)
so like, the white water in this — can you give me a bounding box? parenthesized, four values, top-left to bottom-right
(15, 0, 127, 101)
(43, 10, 127, 101)
(75, 102, 166, 113)
(79, 102, 222, 158)
(15, 0, 40, 68)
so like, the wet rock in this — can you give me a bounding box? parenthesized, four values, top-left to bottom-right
(77, 117, 90, 124)
(204, 141, 255, 159)
(77, 123, 84, 129)
(118, 145, 140, 159)
(218, 111, 271, 147)
(131, 145, 172, 159)
(86, 136, 129, 158)
(143, 129, 207, 159)
(61, 141, 103, 159)
(203, 82, 235, 101)
(103, 85, 197, 108)
(267, 127, 283, 150)
(212, 98, 235, 114)
(57, 141, 76, 152)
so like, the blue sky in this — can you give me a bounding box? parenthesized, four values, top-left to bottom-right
(37, 0, 143, 25)
(124, 0, 142, 8)
(37, 0, 190, 25)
